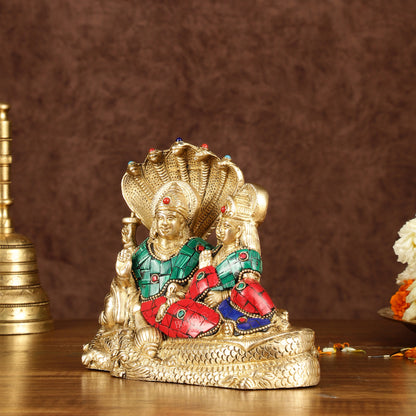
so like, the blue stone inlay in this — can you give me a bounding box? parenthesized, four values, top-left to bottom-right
(218, 298, 270, 332)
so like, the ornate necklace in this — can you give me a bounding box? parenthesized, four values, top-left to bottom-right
(212, 243, 242, 267)
(150, 237, 187, 261)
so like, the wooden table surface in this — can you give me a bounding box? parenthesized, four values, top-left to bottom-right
(1, 319, 415, 415)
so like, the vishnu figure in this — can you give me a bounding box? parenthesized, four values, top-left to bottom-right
(130, 181, 221, 338)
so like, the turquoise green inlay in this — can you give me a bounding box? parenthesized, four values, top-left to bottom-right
(150, 258, 161, 273)
(160, 259, 173, 275)
(170, 266, 182, 281)
(176, 309, 186, 319)
(175, 253, 192, 268)
(213, 249, 262, 290)
(180, 244, 195, 257)
(131, 237, 212, 298)
(182, 259, 197, 276)
(196, 271, 205, 281)
(140, 256, 151, 270)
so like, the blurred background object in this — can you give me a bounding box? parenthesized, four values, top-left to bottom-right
(0, 104, 53, 334)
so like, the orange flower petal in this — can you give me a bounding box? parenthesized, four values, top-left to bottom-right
(390, 280, 414, 318)
(404, 347, 416, 359)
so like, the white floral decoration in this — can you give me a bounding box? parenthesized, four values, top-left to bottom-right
(402, 302, 416, 321)
(406, 281, 416, 304)
(392, 217, 416, 321)
(396, 263, 416, 285)
(393, 216, 416, 265)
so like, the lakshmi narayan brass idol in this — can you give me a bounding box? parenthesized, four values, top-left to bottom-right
(83, 139, 319, 389)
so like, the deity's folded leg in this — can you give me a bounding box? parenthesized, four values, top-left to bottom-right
(142, 297, 220, 338)
(230, 278, 275, 316)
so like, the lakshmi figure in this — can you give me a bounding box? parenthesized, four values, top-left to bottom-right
(186, 183, 286, 334)
(83, 140, 319, 390)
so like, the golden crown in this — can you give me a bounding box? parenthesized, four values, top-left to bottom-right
(222, 183, 268, 225)
(121, 139, 245, 237)
(152, 181, 199, 224)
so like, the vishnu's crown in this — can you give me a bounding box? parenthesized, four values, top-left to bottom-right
(152, 181, 199, 224)
(121, 140, 245, 237)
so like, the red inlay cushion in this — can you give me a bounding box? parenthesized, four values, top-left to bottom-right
(231, 279, 275, 316)
(185, 266, 219, 300)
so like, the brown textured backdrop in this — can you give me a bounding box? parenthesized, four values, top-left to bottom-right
(1, 0, 416, 320)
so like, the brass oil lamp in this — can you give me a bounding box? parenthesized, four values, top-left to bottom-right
(0, 104, 53, 334)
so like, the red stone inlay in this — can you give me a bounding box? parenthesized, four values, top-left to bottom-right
(221, 206, 226, 213)
(201, 143, 208, 149)
(158, 299, 220, 338)
(141, 297, 167, 326)
(197, 244, 205, 252)
(149, 148, 155, 152)
(238, 252, 248, 260)
(163, 197, 170, 204)
(151, 274, 159, 283)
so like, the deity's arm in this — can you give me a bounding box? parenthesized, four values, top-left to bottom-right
(155, 293, 183, 322)
(114, 248, 135, 287)
(195, 249, 263, 308)
(205, 289, 231, 308)
(239, 270, 261, 282)
(98, 247, 136, 329)
(97, 217, 140, 329)
(198, 249, 213, 268)
(197, 266, 261, 308)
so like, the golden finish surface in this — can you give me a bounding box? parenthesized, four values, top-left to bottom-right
(122, 142, 244, 238)
(3, 320, 416, 416)
(83, 140, 319, 389)
(0, 104, 53, 334)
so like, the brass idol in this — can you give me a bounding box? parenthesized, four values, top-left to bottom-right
(0, 104, 53, 334)
(83, 140, 319, 389)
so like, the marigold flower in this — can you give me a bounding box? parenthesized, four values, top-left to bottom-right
(318, 342, 365, 355)
(317, 346, 335, 355)
(390, 279, 414, 318)
(334, 342, 350, 350)
(404, 347, 416, 359)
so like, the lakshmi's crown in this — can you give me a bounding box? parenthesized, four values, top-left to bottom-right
(222, 183, 268, 225)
